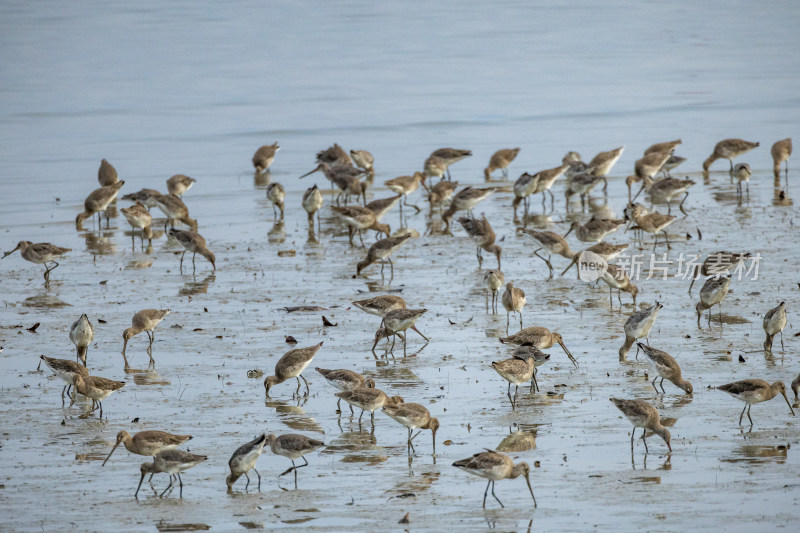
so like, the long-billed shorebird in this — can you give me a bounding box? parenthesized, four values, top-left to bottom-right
(264, 342, 323, 397)
(560, 242, 629, 277)
(521, 229, 574, 279)
(98, 158, 119, 187)
(442, 187, 494, 232)
(610, 398, 671, 453)
(484, 269, 505, 314)
(385, 172, 427, 213)
(2, 241, 71, 285)
(335, 388, 404, 426)
(732, 163, 751, 197)
(103, 430, 192, 466)
(316, 368, 375, 414)
(688, 251, 749, 294)
(366, 195, 402, 225)
(430, 147, 472, 180)
(423, 155, 448, 182)
(485, 148, 520, 179)
(265, 433, 325, 486)
(638, 343, 692, 394)
(266, 182, 285, 219)
(513, 344, 550, 393)
(136, 449, 207, 498)
(253, 142, 280, 174)
(122, 188, 161, 210)
(383, 402, 439, 454)
(565, 217, 625, 243)
(703, 139, 759, 171)
(501, 282, 526, 334)
(166, 174, 196, 197)
(512, 172, 540, 218)
(356, 234, 410, 277)
(122, 309, 171, 364)
(227, 434, 268, 492)
(625, 203, 675, 250)
(302, 185, 324, 232)
(70, 373, 125, 418)
(696, 275, 731, 327)
(316, 143, 351, 167)
(717, 379, 795, 427)
(602, 264, 638, 308)
(350, 149, 375, 179)
(589, 146, 625, 180)
(771, 138, 792, 180)
(644, 139, 681, 155)
(169, 228, 215, 272)
(331, 206, 390, 247)
(492, 353, 537, 408)
(565, 173, 605, 211)
(428, 180, 458, 214)
(39, 354, 89, 404)
(300, 161, 365, 198)
(563, 151, 593, 179)
(762, 302, 787, 352)
(76, 181, 126, 228)
(634, 151, 671, 182)
(458, 214, 501, 269)
(532, 164, 570, 211)
(631, 175, 695, 214)
(373, 308, 429, 357)
(70, 314, 94, 366)
(619, 302, 662, 359)
(352, 294, 407, 317)
(500, 326, 577, 367)
(155, 193, 198, 232)
(120, 202, 153, 249)
(453, 450, 536, 508)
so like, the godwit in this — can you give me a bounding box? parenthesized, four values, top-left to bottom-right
(644, 139, 682, 155)
(335, 388, 404, 426)
(120, 202, 153, 249)
(253, 142, 280, 174)
(385, 172, 427, 213)
(136, 449, 207, 498)
(122, 188, 161, 210)
(762, 302, 787, 351)
(265, 433, 325, 485)
(39, 354, 89, 404)
(166, 174, 196, 197)
(315, 368, 375, 413)
(103, 430, 192, 466)
(484, 269, 505, 314)
(453, 450, 536, 508)
(122, 309, 171, 364)
(356, 234, 411, 277)
(331, 206, 390, 247)
(512, 172, 540, 218)
(512, 344, 551, 392)
(75, 181, 126, 228)
(492, 354, 536, 408)
(609, 398, 671, 453)
(589, 146, 625, 179)
(602, 264, 638, 308)
(169, 228, 215, 272)
(732, 163, 751, 196)
(266, 182, 285, 219)
(383, 402, 439, 454)
(366, 195, 402, 226)
(631, 175, 695, 214)
(70, 373, 125, 418)
(521, 229, 574, 279)
(560, 242, 629, 277)
(638, 343, 693, 394)
(350, 149, 375, 179)
(226, 434, 268, 492)
(563, 151, 593, 179)
(565, 173, 604, 212)
(688, 251, 749, 294)
(619, 302, 662, 359)
(2, 241, 71, 284)
(264, 342, 323, 397)
(717, 379, 795, 427)
(70, 314, 94, 366)
(302, 185, 324, 231)
(696, 275, 731, 327)
(500, 326, 577, 367)
(501, 282, 526, 334)
(660, 154, 686, 178)
(703, 139, 759, 171)
(531, 164, 570, 211)
(316, 143, 351, 167)
(430, 147, 472, 180)
(634, 152, 671, 184)
(373, 308, 428, 356)
(442, 187, 494, 232)
(458, 214, 501, 269)
(352, 294, 407, 317)
(301, 162, 364, 196)
(423, 155, 448, 182)
(624, 203, 675, 250)
(771, 138, 792, 180)
(428, 180, 458, 214)
(485, 148, 520, 179)
(155, 193, 198, 232)
(98, 158, 119, 187)
(565, 217, 625, 243)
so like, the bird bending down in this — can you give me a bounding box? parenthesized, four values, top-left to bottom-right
(356, 234, 411, 277)
(703, 139, 759, 171)
(619, 302, 662, 359)
(122, 309, 171, 365)
(453, 450, 536, 508)
(762, 302, 787, 352)
(458, 214, 501, 269)
(638, 343, 692, 394)
(136, 450, 207, 498)
(226, 434, 268, 492)
(169, 228, 215, 272)
(264, 342, 323, 397)
(501, 282, 526, 334)
(610, 398, 671, 453)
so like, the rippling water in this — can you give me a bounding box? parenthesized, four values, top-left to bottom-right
(1, 1, 799, 531)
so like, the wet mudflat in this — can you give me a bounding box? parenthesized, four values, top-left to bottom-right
(1, 1, 800, 531)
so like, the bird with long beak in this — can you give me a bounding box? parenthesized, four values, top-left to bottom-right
(717, 379, 795, 428)
(382, 402, 439, 455)
(453, 450, 536, 508)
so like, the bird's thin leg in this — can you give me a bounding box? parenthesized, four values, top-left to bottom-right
(300, 374, 310, 396)
(490, 480, 504, 508)
(254, 468, 261, 491)
(652, 376, 659, 393)
(244, 471, 250, 491)
(680, 192, 689, 215)
(746, 405, 754, 427)
(482, 480, 491, 508)
(659, 378, 666, 394)
(738, 403, 747, 425)
(641, 431, 649, 453)
(180, 251, 185, 273)
(631, 427, 635, 452)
